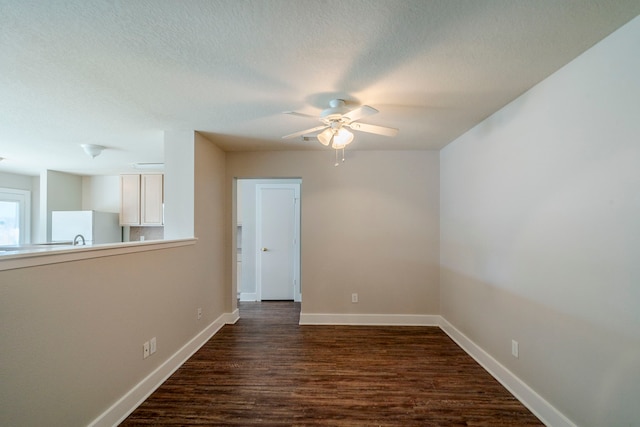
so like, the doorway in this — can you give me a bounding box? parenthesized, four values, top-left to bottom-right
(0, 188, 31, 245)
(237, 179, 301, 302)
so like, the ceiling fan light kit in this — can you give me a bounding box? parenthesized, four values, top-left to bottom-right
(282, 99, 398, 164)
(332, 128, 354, 149)
(317, 128, 333, 146)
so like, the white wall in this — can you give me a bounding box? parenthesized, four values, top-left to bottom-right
(164, 130, 195, 240)
(227, 150, 440, 317)
(440, 16, 640, 426)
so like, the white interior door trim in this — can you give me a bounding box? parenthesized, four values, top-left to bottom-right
(0, 187, 31, 245)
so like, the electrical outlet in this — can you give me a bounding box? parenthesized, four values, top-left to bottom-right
(150, 337, 157, 355)
(197, 307, 202, 320)
(351, 293, 358, 303)
(143, 341, 150, 359)
(511, 340, 519, 358)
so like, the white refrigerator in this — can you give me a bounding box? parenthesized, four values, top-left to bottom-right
(51, 210, 122, 244)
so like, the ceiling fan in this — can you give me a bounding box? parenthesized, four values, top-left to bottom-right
(282, 99, 399, 150)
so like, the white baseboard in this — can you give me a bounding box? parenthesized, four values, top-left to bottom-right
(299, 312, 440, 326)
(240, 293, 302, 303)
(299, 312, 574, 426)
(239, 292, 257, 301)
(223, 308, 240, 324)
(89, 311, 237, 427)
(438, 317, 576, 427)
(89, 308, 573, 427)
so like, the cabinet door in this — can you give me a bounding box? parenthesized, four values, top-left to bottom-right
(141, 174, 164, 226)
(120, 174, 140, 226)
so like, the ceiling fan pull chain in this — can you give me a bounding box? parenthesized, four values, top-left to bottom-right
(334, 149, 339, 167)
(342, 148, 345, 163)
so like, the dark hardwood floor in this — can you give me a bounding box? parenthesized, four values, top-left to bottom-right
(121, 302, 543, 426)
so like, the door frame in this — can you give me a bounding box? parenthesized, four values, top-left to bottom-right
(0, 188, 31, 245)
(255, 183, 301, 302)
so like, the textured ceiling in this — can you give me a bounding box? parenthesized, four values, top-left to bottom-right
(1, 0, 639, 176)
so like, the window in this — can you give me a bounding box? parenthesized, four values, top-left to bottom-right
(0, 188, 31, 245)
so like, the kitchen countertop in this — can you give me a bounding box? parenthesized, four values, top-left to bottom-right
(0, 242, 80, 255)
(0, 238, 197, 271)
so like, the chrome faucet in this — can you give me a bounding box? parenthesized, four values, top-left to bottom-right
(73, 234, 86, 246)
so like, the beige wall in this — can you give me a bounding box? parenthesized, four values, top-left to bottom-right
(440, 16, 640, 426)
(194, 132, 230, 314)
(226, 150, 440, 315)
(0, 134, 228, 426)
(4, 16, 637, 424)
(0, 171, 35, 189)
(42, 170, 83, 242)
(82, 175, 120, 213)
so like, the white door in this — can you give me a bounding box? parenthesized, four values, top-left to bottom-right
(256, 184, 300, 300)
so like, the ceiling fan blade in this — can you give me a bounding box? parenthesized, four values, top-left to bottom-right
(348, 122, 399, 137)
(282, 125, 328, 139)
(343, 105, 378, 122)
(283, 111, 318, 120)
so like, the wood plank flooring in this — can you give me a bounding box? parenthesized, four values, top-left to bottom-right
(121, 302, 543, 426)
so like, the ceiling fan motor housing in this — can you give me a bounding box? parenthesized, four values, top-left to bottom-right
(320, 99, 350, 120)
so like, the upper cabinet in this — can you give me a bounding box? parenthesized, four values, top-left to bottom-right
(120, 174, 140, 225)
(120, 174, 164, 226)
(140, 174, 164, 225)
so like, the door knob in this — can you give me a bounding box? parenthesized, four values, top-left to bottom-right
(261, 247, 268, 252)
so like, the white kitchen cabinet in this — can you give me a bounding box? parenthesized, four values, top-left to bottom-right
(120, 174, 140, 226)
(120, 174, 164, 226)
(140, 174, 164, 225)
